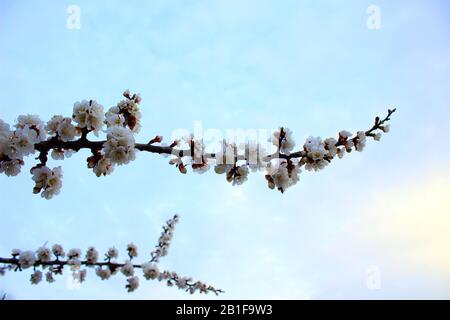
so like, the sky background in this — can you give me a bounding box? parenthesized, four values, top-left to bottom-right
(0, 0, 449, 299)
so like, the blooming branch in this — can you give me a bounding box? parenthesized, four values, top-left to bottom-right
(0, 90, 396, 198)
(0, 215, 224, 295)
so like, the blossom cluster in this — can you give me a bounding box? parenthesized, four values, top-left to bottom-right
(150, 214, 179, 263)
(171, 116, 392, 193)
(0, 215, 223, 295)
(0, 115, 46, 177)
(259, 122, 390, 193)
(0, 90, 143, 198)
(0, 89, 395, 199)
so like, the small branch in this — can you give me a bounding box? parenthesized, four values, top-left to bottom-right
(0, 215, 224, 295)
(1, 89, 397, 197)
(32, 109, 396, 162)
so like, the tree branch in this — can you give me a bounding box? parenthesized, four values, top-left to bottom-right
(0, 215, 224, 295)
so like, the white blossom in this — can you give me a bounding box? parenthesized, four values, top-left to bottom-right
(58, 118, 77, 142)
(126, 276, 139, 292)
(0, 119, 10, 136)
(121, 261, 135, 277)
(355, 131, 366, 152)
(304, 159, 328, 172)
(0, 159, 23, 176)
(374, 133, 382, 141)
(231, 165, 249, 186)
(302, 136, 330, 172)
(142, 263, 159, 280)
(18, 251, 36, 269)
(67, 248, 81, 259)
(159, 270, 171, 280)
(107, 247, 119, 259)
(115, 92, 142, 133)
(46, 116, 77, 142)
(51, 149, 74, 160)
(31, 166, 63, 199)
(51, 149, 64, 160)
(85, 247, 99, 264)
(15, 114, 46, 143)
(45, 272, 55, 283)
(382, 124, 390, 133)
(271, 127, 295, 154)
(151, 215, 179, 262)
(30, 270, 43, 285)
(72, 100, 104, 134)
(6, 128, 36, 158)
(304, 136, 327, 161)
(92, 157, 114, 177)
(339, 130, 352, 139)
(105, 110, 125, 128)
(96, 267, 112, 280)
(52, 244, 65, 258)
(46, 115, 64, 135)
(127, 243, 138, 258)
(37, 246, 52, 262)
(265, 159, 300, 193)
(103, 126, 136, 165)
(324, 138, 338, 157)
(176, 277, 191, 289)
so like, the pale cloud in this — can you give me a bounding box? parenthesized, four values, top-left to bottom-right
(352, 168, 450, 276)
(338, 168, 450, 296)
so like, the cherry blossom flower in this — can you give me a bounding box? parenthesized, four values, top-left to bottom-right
(126, 276, 139, 292)
(107, 247, 119, 260)
(0, 159, 23, 177)
(86, 247, 99, 264)
(31, 166, 63, 199)
(92, 157, 114, 177)
(51, 244, 65, 258)
(126, 243, 138, 259)
(103, 126, 136, 165)
(15, 114, 46, 143)
(67, 248, 81, 260)
(37, 246, 52, 263)
(142, 263, 159, 280)
(30, 271, 43, 285)
(271, 127, 295, 154)
(121, 261, 135, 277)
(96, 267, 112, 280)
(72, 100, 104, 134)
(18, 251, 36, 269)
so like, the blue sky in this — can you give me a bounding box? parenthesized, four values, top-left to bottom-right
(0, 0, 449, 299)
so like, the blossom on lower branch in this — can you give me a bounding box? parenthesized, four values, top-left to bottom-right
(31, 165, 63, 199)
(0, 89, 396, 198)
(0, 215, 224, 295)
